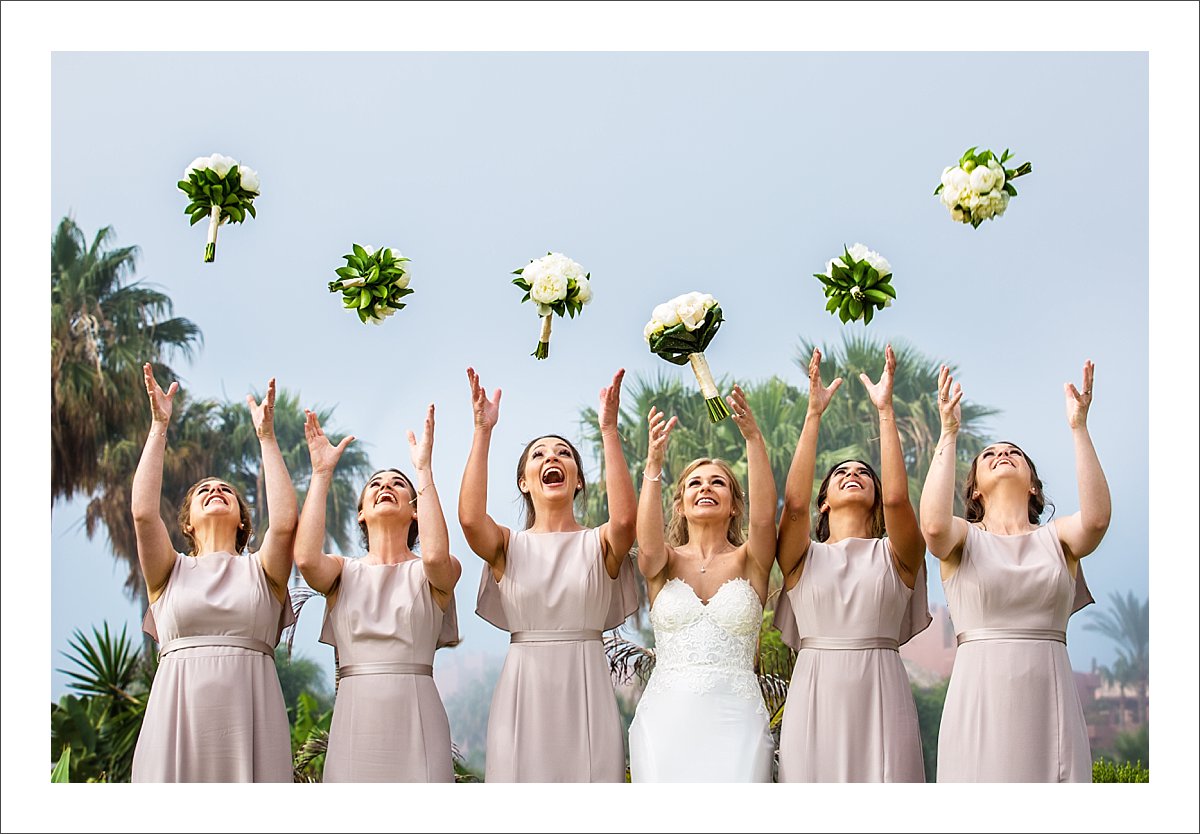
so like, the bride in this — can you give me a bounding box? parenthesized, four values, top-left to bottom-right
(628, 385, 776, 782)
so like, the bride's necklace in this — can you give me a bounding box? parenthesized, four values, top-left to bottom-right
(699, 549, 724, 574)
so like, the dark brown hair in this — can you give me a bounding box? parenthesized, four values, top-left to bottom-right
(963, 441, 1053, 525)
(516, 435, 587, 530)
(666, 458, 746, 548)
(178, 477, 253, 555)
(357, 468, 419, 551)
(814, 459, 885, 543)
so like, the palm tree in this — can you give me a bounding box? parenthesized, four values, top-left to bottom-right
(51, 217, 201, 503)
(795, 334, 997, 514)
(1084, 591, 1149, 727)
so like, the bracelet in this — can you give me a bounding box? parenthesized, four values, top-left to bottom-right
(643, 471, 662, 482)
(148, 428, 168, 438)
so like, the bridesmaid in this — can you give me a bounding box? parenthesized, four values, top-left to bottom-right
(130, 364, 295, 782)
(294, 405, 460, 782)
(773, 346, 929, 782)
(920, 361, 1108, 782)
(459, 367, 638, 782)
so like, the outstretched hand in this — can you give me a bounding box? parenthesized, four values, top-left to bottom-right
(599, 369, 626, 433)
(859, 344, 897, 411)
(408, 404, 436, 472)
(467, 367, 501, 430)
(1065, 360, 1095, 429)
(645, 406, 679, 476)
(143, 362, 179, 425)
(806, 348, 843, 416)
(247, 379, 279, 440)
(727, 384, 763, 442)
(304, 409, 354, 475)
(936, 364, 964, 434)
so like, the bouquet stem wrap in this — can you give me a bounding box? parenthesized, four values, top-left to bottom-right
(204, 205, 221, 263)
(534, 315, 552, 360)
(688, 352, 729, 422)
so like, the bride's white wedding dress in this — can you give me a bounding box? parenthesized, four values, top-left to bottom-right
(628, 577, 774, 782)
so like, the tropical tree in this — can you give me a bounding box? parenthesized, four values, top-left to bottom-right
(50, 623, 153, 782)
(51, 216, 201, 503)
(1084, 591, 1149, 727)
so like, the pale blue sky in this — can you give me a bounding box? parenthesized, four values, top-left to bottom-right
(4, 2, 1197, 831)
(48, 50, 1150, 695)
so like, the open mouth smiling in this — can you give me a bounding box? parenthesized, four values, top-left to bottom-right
(542, 465, 566, 486)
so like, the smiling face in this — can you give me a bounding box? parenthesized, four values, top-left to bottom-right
(814, 459, 884, 542)
(515, 435, 587, 528)
(964, 441, 1049, 524)
(357, 469, 419, 550)
(177, 477, 253, 555)
(666, 458, 746, 547)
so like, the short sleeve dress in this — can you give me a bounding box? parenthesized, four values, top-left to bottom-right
(475, 528, 638, 782)
(773, 537, 930, 782)
(131, 551, 294, 782)
(319, 557, 459, 782)
(937, 523, 1094, 782)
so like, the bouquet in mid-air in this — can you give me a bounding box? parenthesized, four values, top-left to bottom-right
(328, 244, 413, 325)
(813, 243, 896, 326)
(935, 147, 1031, 227)
(177, 153, 261, 262)
(644, 292, 729, 422)
(511, 252, 593, 359)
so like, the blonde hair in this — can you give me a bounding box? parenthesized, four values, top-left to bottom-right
(666, 458, 746, 547)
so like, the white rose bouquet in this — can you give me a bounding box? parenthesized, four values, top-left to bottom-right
(328, 244, 413, 325)
(935, 147, 1031, 228)
(813, 243, 896, 325)
(177, 153, 261, 262)
(643, 292, 729, 422)
(511, 252, 593, 359)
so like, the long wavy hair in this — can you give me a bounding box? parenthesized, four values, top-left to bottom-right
(666, 458, 746, 547)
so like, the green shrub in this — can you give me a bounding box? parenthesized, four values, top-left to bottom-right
(1092, 757, 1149, 782)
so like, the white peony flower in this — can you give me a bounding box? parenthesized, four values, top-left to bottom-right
(987, 160, 1005, 190)
(940, 187, 960, 208)
(847, 243, 891, 278)
(393, 269, 411, 290)
(950, 167, 971, 191)
(184, 155, 210, 180)
(653, 301, 681, 328)
(239, 165, 260, 194)
(573, 274, 593, 304)
(941, 166, 957, 189)
(970, 165, 997, 193)
(208, 153, 236, 178)
(975, 202, 994, 220)
(675, 293, 708, 331)
(363, 244, 376, 257)
(644, 318, 665, 344)
(966, 192, 982, 211)
(530, 270, 569, 306)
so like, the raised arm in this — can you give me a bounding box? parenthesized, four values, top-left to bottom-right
(860, 344, 925, 586)
(919, 365, 969, 563)
(408, 403, 462, 609)
(1054, 361, 1111, 562)
(729, 385, 777, 591)
(636, 406, 678, 588)
(778, 348, 842, 585)
(131, 363, 181, 603)
(598, 369, 636, 579)
(458, 367, 509, 569)
(294, 409, 353, 594)
(249, 379, 298, 600)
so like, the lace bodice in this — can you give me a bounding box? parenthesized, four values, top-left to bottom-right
(644, 578, 765, 704)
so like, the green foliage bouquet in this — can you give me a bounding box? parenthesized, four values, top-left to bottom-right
(511, 252, 593, 359)
(813, 243, 896, 325)
(328, 245, 413, 325)
(643, 292, 729, 422)
(178, 153, 260, 262)
(935, 147, 1031, 227)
